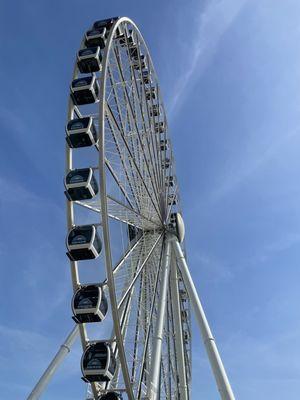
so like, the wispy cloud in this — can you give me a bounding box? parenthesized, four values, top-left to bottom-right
(168, 0, 249, 117)
(264, 232, 300, 254)
(244, 231, 300, 266)
(207, 126, 300, 203)
(194, 251, 234, 283)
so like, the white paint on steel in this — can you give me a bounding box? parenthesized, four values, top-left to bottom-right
(171, 237, 236, 400)
(97, 17, 137, 400)
(26, 326, 79, 400)
(170, 255, 188, 400)
(147, 236, 172, 400)
(176, 212, 185, 243)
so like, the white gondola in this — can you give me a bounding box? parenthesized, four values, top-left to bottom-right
(70, 76, 99, 105)
(93, 17, 123, 40)
(66, 116, 98, 148)
(66, 225, 102, 261)
(142, 69, 151, 84)
(146, 86, 156, 100)
(160, 139, 169, 151)
(132, 54, 147, 70)
(93, 17, 117, 31)
(99, 393, 122, 400)
(165, 175, 174, 187)
(64, 168, 98, 201)
(81, 341, 116, 383)
(162, 158, 170, 169)
(167, 194, 177, 207)
(85, 27, 107, 49)
(170, 212, 185, 243)
(77, 47, 102, 73)
(72, 284, 108, 323)
(154, 121, 165, 133)
(150, 104, 160, 117)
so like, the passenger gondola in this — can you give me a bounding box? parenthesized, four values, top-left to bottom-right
(162, 158, 170, 169)
(99, 392, 122, 400)
(132, 54, 147, 70)
(77, 47, 102, 73)
(167, 194, 177, 206)
(165, 176, 174, 187)
(70, 76, 99, 105)
(142, 69, 151, 84)
(154, 121, 165, 133)
(72, 284, 108, 323)
(66, 225, 102, 261)
(94, 17, 124, 41)
(150, 104, 160, 117)
(81, 341, 116, 382)
(93, 17, 118, 31)
(85, 28, 107, 48)
(146, 87, 156, 100)
(64, 168, 98, 201)
(66, 116, 98, 148)
(160, 139, 169, 151)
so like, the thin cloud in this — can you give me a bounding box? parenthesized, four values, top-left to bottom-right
(168, 0, 249, 117)
(209, 127, 300, 203)
(194, 251, 234, 282)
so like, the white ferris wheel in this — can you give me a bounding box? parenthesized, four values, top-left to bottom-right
(27, 16, 235, 400)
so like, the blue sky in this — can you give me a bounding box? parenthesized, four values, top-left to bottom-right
(1, 0, 300, 398)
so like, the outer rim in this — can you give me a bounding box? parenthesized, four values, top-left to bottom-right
(98, 17, 153, 400)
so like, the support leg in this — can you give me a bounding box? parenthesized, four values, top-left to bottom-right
(170, 253, 188, 400)
(26, 325, 79, 400)
(171, 238, 235, 400)
(147, 236, 172, 400)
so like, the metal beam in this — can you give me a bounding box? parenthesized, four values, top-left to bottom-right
(170, 253, 188, 400)
(171, 237, 236, 400)
(147, 236, 172, 400)
(26, 326, 79, 400)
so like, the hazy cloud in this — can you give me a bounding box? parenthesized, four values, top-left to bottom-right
(169, 0, 249, 116)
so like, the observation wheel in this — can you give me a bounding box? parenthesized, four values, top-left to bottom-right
(26, 15, 236, 400)
(65, 16, 191, 400)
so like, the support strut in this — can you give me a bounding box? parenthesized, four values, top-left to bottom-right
(171, 237, 235, 400)
(147, 236, 172, 400)
(170, 253, 188, 400)
(26, 325, 79, 400)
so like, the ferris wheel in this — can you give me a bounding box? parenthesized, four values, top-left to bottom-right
(27, 16, 235, 400)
